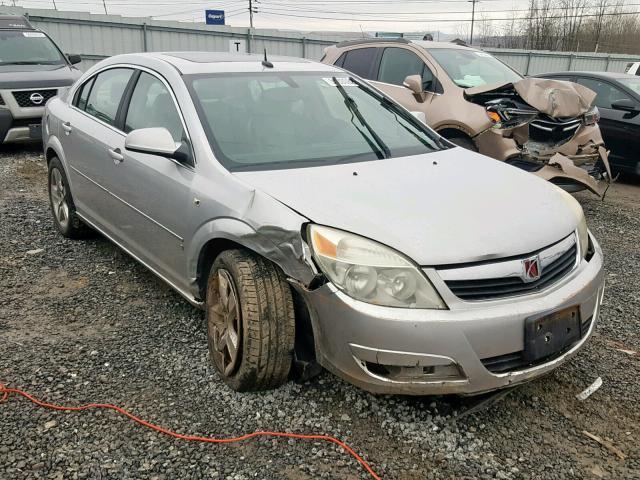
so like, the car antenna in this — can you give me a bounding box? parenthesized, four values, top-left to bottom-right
(262, 48, 273, 68)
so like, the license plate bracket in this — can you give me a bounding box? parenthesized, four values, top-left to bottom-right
(524, 306, 580, 362)
(29, 123, 42, 139)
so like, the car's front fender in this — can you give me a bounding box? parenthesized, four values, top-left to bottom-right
(186, 199, 319, 297)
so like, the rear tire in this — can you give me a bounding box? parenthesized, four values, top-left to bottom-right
(447, 135, 478, 152)
(47, 156, 92, 239)
(206, 249, 295, 391)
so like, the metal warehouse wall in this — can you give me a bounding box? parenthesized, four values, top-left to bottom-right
(485, 48, 639, 75)
(2, 6, 639, 74)
(0, 6, 350, 71)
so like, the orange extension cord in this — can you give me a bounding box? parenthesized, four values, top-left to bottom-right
(0, 382, 381, 480)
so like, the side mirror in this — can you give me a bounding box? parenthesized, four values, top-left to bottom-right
(125, 128, 179, 158)
(411, 111, 427, 124)
(611, 98, 638, 112)
(403, 74, 423, 95)
(67, 54, 82, 65)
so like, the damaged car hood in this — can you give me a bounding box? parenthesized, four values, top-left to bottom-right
(465, 77, 596, 117)
(234, 149, 580, 266)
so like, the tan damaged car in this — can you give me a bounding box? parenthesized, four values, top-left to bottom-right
(322, 39, 611, 195)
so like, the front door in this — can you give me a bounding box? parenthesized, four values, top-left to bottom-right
(369, 47, 438, 119)
(104, 70, 195, 288)
(575, 77, 639, 173)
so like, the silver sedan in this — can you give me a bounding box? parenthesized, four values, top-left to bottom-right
(43, 52, 604, 394)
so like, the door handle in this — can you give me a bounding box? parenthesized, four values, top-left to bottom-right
(62, 122, 72, 134)
(108, 148, 124, 164)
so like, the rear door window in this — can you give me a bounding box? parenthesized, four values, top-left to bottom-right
(73, 77, 95, 111)
(377, 47, 435, 91)
(85, 68, 134, 126)
(341, 48, 377, 80)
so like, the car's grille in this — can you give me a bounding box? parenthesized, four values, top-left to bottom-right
(529, 115, 582, 144)
(481, 315, 592, 373)
(444, 242, 578, 301)
(12, 89, 58, 108)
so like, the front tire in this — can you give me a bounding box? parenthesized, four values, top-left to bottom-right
(48, 157, 91, 239)
(206, 250, 295, 391)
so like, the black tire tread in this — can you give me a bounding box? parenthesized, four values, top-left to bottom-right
(47, 156, 92, 239)
(209, 249, 295, 391)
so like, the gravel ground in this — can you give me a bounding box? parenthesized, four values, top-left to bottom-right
(1, 145, 639, 480)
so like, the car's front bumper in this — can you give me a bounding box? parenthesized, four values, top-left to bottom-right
(301, 236, 604, 395)
(0, 107, 43, 143)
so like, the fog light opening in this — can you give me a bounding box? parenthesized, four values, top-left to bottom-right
(364, 361, 464, 382)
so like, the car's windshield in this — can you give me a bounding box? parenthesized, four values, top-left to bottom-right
(186, 72, 446, 171)
(428, 48, 522, 88)
(0, 30, 65, 65)
(618, 77, 640, 96)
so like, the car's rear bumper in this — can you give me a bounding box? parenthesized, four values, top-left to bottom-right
(302, 236, 604, 395)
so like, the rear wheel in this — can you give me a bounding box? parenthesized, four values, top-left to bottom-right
(206, 250, 295, 391)
(48, 157, 91, 238)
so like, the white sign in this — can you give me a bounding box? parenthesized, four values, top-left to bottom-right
(229, 39, 247, 53)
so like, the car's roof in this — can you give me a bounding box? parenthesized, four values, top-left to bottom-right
(412, 40, 475, 51)
(110, 51, 342, 75)
(540, 70, 638, 80)
(333, 38, 475, 52)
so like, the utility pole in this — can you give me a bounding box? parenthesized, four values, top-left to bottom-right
(468, 0, 479, 46)
(249, 0, 253, 29)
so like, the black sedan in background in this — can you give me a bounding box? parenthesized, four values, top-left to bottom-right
(536, 71, 640, 177)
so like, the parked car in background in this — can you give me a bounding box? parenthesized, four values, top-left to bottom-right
(535, 71, 640, 177)
(44, 52, 604, 395)
(626, 61, 640, 76)
(0, 15, 82, 144)
(322, 39, 611, 195)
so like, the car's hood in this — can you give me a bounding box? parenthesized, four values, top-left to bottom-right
(0, 64, 81, 89)
(465, 77, 596, 117)
(234, 149, 580, 266)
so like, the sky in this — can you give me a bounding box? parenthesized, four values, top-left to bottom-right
(0, 0, 619, 35)
(2, 0, 536, 34)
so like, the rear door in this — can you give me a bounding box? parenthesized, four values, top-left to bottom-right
(60, 67, 134, 232)
(575, 76, 638, 171)
(105, 69, 195, 287)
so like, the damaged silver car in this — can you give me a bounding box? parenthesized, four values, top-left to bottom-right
(322, 39, 611, 195)
(44, 52, 605, 395)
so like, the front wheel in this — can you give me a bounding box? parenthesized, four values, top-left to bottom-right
(206, 250, 295, 391)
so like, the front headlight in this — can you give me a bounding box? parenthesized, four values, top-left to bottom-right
(584, 106, 600, 126)
(577, 213, 589, 258)
(307, 225, 446, 309)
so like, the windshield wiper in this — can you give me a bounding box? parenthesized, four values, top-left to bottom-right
(332, 77, 390, 159)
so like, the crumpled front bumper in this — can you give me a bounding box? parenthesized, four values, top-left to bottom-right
(301, 236, 604, 396)
(474, 124, 611, 196)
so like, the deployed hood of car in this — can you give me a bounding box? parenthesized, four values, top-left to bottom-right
(234, 149, 579, 266)
(465, 77, 596, 117)
(0, 64, 81, 89)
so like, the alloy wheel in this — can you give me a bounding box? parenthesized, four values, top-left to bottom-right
(208, 269, 242, 376)
(50, 167, 70, 230)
